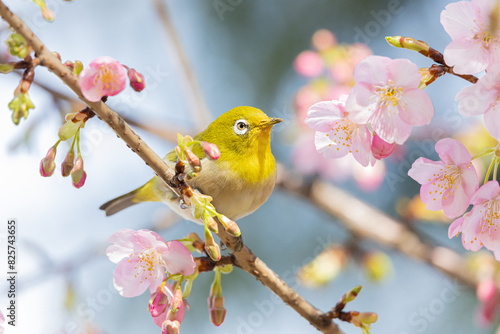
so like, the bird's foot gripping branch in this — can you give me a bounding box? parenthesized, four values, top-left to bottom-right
(0, 1, 376, 333)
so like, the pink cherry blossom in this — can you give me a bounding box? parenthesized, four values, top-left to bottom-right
(441, 0, 500, 74)
(306, 95, 374, 167)
(456, 64, 500, 140)
(79, 56, 127, 102)
(408, 138, 478, 218)
(449, 181, 500, 254)
(345, 56, 434, 145)
(294, 51, 324, 77)
(106, 229, 195, 297)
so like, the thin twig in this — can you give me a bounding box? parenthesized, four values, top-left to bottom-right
(0, 2, 341, 332)
(152, 0, 211, 132)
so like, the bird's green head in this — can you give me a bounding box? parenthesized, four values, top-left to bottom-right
(198, 106, 282, 160)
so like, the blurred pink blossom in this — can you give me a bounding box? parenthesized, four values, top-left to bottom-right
(476, 279, 500, 327)
(348, 43, 372, 65)
(312, 29, 337, 51)
(329, 61, 354, 84)
(294, 50, 324, 77)
(292, 134, 351, 181)
(292, 135, 385, 191)
(295, 85, 323, 125)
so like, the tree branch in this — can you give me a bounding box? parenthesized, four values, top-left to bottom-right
(0, 2, 342, 332)
(277, 166, 481, 289)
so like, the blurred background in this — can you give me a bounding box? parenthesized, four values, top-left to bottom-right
(0, 0, 497, 333)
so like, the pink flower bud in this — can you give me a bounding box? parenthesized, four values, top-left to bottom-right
(202, 142, 221, 160)
(170, 287, 183, 312)
(71, 155, 87, 188)
(208, 290, 226, 326)
(127, 68, 146, 92)
(162, 320, 180, 334)
(40, 146, 57, 177)
(371, 133, 395, 160)
(61, 148, 75, 177)
(149, 288, 169, 318)
(185, 147, 201, 172)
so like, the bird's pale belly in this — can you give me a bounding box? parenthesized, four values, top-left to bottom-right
(153, 158, 276, 223)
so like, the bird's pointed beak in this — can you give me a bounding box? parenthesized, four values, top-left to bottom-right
(262, 117, 283, 127)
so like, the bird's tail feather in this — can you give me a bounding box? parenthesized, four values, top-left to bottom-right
(100, 179, 160, 216)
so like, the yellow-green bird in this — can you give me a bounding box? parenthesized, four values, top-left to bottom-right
(100, 106, 282, 223)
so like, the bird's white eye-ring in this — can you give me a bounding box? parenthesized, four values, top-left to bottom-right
(234, 119, 249, 135)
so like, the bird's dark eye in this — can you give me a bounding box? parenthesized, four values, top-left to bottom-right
(234, 119, 249, 135)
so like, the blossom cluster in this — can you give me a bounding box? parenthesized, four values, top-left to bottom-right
(37, 56, 146, 188)
(106, 229, 229, 333)
(292, 30, 388, 191)
(306, 55, 434, 167)
(441, 0, 500, 142)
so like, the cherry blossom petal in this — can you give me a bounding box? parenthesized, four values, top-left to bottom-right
(113, 256, 165, 297)
(408, 158, 445, 184)
(456, 84, 492, 116)
(351, 125, 374, 166)
(352, 55, 390, 84)
(470, 181, 500, 205)
(440, 1, 478, 40)
(461, 210, 484, 251)
(461, 164, 480, 198)
(435, 138, 472, 166)
(107, 229, 136, 263)
(315, 131, 350, 159)
(484, 108, 500, 141)
(399, 89, 434, 126)
(387, 58, 421, 89)
(306, 100, 344, 132)
(345, 84, 374, 124)
(370, 106, 412, 145)
(162, 241, 196, 276)
(444, 39, 490, 74)
(449, 216, 464, 239)
(420, 182, 447, 211)
(442, 181, 471, 218)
